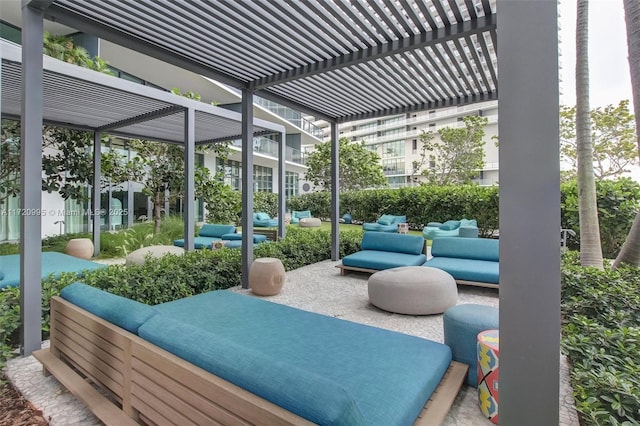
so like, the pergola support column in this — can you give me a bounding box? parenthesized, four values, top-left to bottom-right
(19, 1, 45, 356)
(330, 121, 339, 261)
(183, 107, 195, 251)
(277, 130, 286, 240)
(92, 132, 101, 255)
(497, 0, 560, 423)
(241, 89, 254, 289)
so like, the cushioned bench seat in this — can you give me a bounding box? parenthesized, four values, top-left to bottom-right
(37, 284, 467, 425)
(424, 237, 499, 288)
(338, 232, 426, 275)
(0, 252, 107, 289)
(153, 291, 453, 425)
(173, 224, 236, 249)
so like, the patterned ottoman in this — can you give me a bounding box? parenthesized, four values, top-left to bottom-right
(478, 329, 500, 424)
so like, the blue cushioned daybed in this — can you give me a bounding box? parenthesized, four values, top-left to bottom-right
(0, 252, 107, 289)
(173, 223, 236, 249)
(290, 210, 312, 224)
(362, 214, 406, 232)
(34, 283, 467, 426)
(337, 232, 426, 275)
(424, 237, 499, 288)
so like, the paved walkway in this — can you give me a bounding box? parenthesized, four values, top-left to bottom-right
(5, 259, 579, 425)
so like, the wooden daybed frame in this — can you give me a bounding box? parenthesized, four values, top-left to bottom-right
(34, 296, 467, 426)
(335, 264, 499, 289)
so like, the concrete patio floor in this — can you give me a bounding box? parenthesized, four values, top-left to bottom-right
(5, 259, 579, 425)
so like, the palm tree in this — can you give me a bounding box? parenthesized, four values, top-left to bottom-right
(575, 0, 604, 269)
(613, 0, 640, 268)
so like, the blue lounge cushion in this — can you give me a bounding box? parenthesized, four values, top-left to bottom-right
(377, 214, 394, 225)
(221, 233, 268, 243)
(293, 210, 311, 219)
(424, 257, 499, 284)
(439, 220, 461, 231)
(459, 219, 477, 228)
(154, 291, 452, 425)
(198, 224, 236, 238)
(0, 271, 4, 281)
(430, 237, 499, 262)
(255, 212, 271, 221)
(173, 236, 222, 249)
(361, 232, 424, 255)
(139, 315, 365, 425)
(60, 282, 157, 334)
(342, 250, 426, 270)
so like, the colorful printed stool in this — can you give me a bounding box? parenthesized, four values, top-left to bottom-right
(477, 329, 500, 424)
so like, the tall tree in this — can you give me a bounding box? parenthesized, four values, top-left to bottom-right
(575, 0, 604, 269)
(560, 101, 636, 180)
(613, 0, 640, 268)
(420, 115, 487, 185)
(304, 138, 387, 192)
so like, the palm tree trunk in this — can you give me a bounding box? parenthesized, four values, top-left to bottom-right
(576, 0, 604, 269)
(613, 0, 640, 268)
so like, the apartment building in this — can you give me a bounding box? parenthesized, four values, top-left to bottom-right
(312, 100, 499, 190)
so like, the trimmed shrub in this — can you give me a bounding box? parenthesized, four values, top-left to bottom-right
(561, 252, 640, 425)
(253, 192, 279, 218)
(0, 226, 364, 368)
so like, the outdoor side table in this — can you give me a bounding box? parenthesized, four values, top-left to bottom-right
(249, 257, 285, 296)
(477, 329, 500, 424)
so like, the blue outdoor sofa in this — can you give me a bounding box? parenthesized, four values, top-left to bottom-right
(34, 283, 467, 425)
(173, 223, 237, 249)
(337, 232, 426, 275)
(424, 237, 499, 288)
(362, 214, 407, 232)
(290, 210, 312, 224)
(0, 252, 107, 290)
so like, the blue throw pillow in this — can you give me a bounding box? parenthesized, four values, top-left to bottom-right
(256, 212, 271, 221)
(439, 220, 461, 231)
(377, 214, 394, 225)
(60, 282, 158, 334)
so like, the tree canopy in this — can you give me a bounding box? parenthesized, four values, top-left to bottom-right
(560, 100, 636, 181)
(420, 115, 487, 185)
(304, 137, 387, 192)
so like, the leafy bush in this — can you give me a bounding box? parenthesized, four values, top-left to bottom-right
(561, 253, 640, 424)
(0, 226, 364, 367)
(561, 178, 640, 258)
(253, 192, 279, 218)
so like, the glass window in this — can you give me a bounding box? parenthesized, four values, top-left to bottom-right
(382, 158, 405, 175)
(253, 165, 273, 192)
(381, 140, 405, 158)
(285, 172, 299, 197)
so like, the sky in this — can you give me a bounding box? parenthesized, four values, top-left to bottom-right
(558, 0, 632, 108)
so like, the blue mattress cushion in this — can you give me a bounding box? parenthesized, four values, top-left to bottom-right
(361, 232, 424, 255)
(60, 283, 158, 334)
(424, 257, 499, 284)
(0, 271, 4, 281)
(198, 224, 236, 238)
(154, 291, 452, 426)
(0, 252, 107, 290)
(221, 233, 267, 243)
(139, 315, 365, 425)
(430, 237, 499, 262)
(342, 250, 426, 270)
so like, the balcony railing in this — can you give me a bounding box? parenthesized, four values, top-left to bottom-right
(232, 136, 307, 164)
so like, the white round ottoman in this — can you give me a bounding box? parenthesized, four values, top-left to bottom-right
(368, 266, 457, 315)
(125, 245, 184, 266)
(299, 217, 322, 227)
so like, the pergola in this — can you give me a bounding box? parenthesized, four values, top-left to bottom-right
(15, 1, 560, 423)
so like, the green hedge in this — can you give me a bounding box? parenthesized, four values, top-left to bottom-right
(0, 226, 364, 368)
(289, 180, 640, 253)
(561, 251, 640, 425)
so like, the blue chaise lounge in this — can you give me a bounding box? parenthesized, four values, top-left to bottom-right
(362, 214, 406, 232)
(173, 223, 236, 249)
(0, 252, 107, 290)
(337, 232, 426, 275)
(35, 283, 467, 425)
(424, 237, 499, 288)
